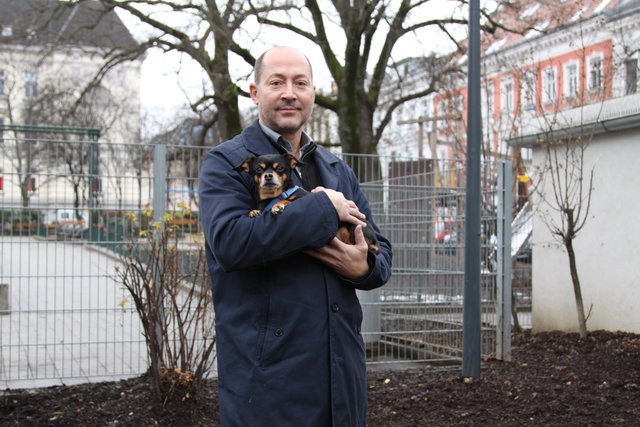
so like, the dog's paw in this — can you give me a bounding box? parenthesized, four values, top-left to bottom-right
(271, 205, 285, 215)
(249, 210, 262, 217)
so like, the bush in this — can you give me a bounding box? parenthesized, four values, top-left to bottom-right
(115, 207, 215, 405)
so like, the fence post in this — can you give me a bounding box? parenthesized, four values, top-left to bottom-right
(153, 144, 167, 221)
(87, 130, 101, 242)
(496, 160, 513, 361)
(152, 144, 167, 364)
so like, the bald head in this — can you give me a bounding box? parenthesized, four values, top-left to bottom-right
(254, 46, 314, 85)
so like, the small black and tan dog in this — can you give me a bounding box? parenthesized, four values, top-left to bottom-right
(237, 153, 380, 254)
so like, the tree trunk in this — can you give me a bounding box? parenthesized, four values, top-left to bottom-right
(210, 43, 242, 141)
(564, 208, 588, 338)
(336, 79, 380, 182)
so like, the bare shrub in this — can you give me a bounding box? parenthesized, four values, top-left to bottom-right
(115, 208, 215, 404)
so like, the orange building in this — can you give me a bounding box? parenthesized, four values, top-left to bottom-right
(431, 0, 637, 189)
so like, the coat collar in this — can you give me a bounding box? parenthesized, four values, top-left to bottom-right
(242, 121, 279, 156)
(314, 148, 340, 190)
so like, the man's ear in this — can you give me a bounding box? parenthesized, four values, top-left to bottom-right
(249, 83, 259, 105)
(235, 157, 254, 173)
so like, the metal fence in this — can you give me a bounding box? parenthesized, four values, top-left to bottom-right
(0, 129, 531, 389)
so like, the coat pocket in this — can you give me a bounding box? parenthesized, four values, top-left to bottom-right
(254, 295, 271, 364)
(255, 294, 327, 369)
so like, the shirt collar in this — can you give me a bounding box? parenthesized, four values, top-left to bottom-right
(258, 120, 314, 154)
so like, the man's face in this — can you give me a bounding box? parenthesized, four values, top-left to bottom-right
(250, 48, 315, 141)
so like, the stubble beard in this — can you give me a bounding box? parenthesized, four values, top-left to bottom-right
(265, 108, 310, 136)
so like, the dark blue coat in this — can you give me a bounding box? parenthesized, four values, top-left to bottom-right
(199, 121, 392, 426)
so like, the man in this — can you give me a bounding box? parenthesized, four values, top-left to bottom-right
(199, 46, 392, 426)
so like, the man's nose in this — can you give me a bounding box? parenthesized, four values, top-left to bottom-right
(281, 82, 296, 98)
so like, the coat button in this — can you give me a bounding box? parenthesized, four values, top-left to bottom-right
(274, 328, 284, 337)
(331, 303, 340, 312)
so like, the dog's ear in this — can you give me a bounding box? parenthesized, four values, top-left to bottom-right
(284, 154, 305, 169)
(235, 156, 254, 173)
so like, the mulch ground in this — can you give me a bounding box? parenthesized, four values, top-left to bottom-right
(1, 330, 639, 426)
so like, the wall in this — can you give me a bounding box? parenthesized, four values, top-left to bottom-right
(531, 125, 640, 333)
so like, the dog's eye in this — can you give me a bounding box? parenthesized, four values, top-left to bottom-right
(255, 167, 264, 174)
(276, 166, 285, 173)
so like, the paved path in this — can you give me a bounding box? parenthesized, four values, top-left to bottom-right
(0, 236, 147, 389)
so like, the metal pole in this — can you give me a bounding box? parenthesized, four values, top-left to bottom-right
(496, 161, 513, 361)
(463, 0, 482, 378)
(152, 144, 167, 361)
(88, 129, 101, 242)
(153, 144, 167, 221)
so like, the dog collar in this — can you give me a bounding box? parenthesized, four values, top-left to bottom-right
(263, 186, 301, 213)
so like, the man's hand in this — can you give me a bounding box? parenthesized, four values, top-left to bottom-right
(305, 224, 370, 280)
(312, 187, 367, 227)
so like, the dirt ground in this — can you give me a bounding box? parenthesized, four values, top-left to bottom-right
(1, 330, 639, 426)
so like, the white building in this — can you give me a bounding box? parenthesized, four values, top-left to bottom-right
(491, 0, 640, 333)
(0, 0, 143, 210)
(515, 92, 640, 334)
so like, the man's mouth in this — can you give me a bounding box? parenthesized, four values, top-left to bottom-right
(277, 104, 300, 112)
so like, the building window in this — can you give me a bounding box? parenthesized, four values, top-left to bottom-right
(542, 66, 557, 104)
(626, 58, 638, 95)
(438, 99, 448, 130)
(564, 62, 579, 99)
(588, 54, 603, 91)
(500, 78, 514, 113)
(25, 71, 38, 98)
(520, 71, 537, 111)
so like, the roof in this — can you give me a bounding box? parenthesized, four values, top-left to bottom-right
(481, 0, 631, 56)
(508, 93, 640, 147)
(0, 0, 137, 50)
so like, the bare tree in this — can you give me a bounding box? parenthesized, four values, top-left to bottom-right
(63, 1, 526, 162)
(251, 0, 541, 183)
(258, 2, 464, 156)
(0, 62, 51, 207)
(533, 128, 595, 338)
(26, 76, 134, 214)
(64, 0, 295, 142)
